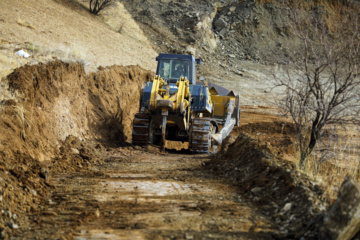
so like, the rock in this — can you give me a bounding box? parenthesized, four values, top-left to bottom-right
(229, 6, 236, 12)
(320, 177, 360, 240)
(202, 46, 209, 52)
(7, 221, 18, 229)
(280, 203, 292, 214)
(71, 148, 80, 154)
(274, 229, 289, 238)
(185, 46, 196, 56)
(251, 187, 262, 195)
(219, 28, 229, 37)
(214, 18, 227, 31)
(15, 49, 30, 58)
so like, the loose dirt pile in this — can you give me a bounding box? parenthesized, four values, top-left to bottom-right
(208, 132, 327, 239)
(0, 61, 153, 238)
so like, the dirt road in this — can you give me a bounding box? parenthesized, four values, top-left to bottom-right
(12, 147, 277, 240)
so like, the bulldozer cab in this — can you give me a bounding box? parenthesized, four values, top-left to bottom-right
(156, 53, 200, 84)
(158, 59, 190, 82)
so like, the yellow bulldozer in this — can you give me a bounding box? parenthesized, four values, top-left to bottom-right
(132, 53, 240, 153)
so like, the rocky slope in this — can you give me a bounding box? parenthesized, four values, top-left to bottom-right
(120, 0, 298, 100)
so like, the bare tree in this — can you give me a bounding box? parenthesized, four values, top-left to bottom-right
(274, 1, 360, 170)
(89, 0, 115, 15)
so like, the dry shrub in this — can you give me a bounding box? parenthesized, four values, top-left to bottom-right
(302, 127, 360, 203)
(89, 0, 116, 15)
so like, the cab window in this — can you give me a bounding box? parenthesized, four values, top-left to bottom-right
(158, 59, 190, 82)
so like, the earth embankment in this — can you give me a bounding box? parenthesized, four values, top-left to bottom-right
(209, 132, 326, 238)
(0, 61, 153, 237)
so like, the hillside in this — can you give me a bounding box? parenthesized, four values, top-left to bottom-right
(0, 0, 157, 78)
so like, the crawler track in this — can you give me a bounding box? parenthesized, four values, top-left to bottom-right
(190, 118, 215, 154)
(132, 113, 150, 145)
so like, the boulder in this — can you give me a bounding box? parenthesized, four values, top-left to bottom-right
(320, 177, 360, 240)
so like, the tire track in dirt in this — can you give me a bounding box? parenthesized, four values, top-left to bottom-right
(13, 149, 276, 240)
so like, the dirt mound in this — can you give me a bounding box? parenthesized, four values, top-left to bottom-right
(238, 121, 296, 161)
(207, 133, 327, 238)
(3, 61, 152, 160)
(87, 65, 153, 143)
(0, 61, 153, 238)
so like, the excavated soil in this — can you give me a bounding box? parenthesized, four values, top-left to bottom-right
(0, 61, 153, 239)
(0, 61, 329, 239)
(1, 0, 358, 239)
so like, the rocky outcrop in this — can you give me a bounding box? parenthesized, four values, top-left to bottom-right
(301, 177, 360, 239)
(320, 178, 360, 240)
(121, 0, 219, 52)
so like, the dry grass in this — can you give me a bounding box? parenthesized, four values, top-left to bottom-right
(38, 43, 89, 65)
(300, 130, 360, 203)
(285, 122, 360, 203)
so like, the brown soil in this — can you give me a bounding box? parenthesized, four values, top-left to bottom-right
(2, 61, 152, 161)
(0, 60, 328, 239)
(208, 132, 326, 239)
(0, 61, 330, 240)
(0, 0, 353, 239)
(0, 61, 153, 238)
(10, 150, 277, 239)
